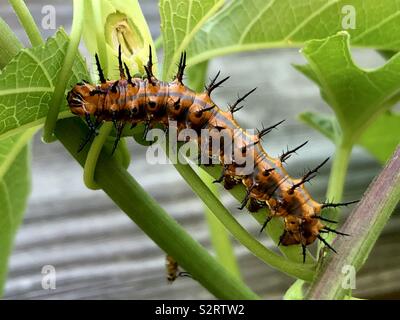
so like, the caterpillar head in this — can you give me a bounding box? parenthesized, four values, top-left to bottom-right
(280, 215, 324, 246)
(67, 83, 99, 116)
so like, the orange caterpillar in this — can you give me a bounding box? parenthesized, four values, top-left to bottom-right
(67, 46, 357, 262)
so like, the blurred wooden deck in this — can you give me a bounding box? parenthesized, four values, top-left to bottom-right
(1, 0, 399, 299)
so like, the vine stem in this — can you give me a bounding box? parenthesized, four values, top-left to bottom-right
(199, 169, 242, 279)
(326, 139, 353, 208)
(55, 117, 260, 300)
(0, 17, 23, 67)
(42, 0, 84, 143)
(320, 138, 354, 247)
(306, 144, 400, 299)
(83, 124, 131, 190)
(115, 137, 131, 169)
(83, 122, 113, 190)
(8, 0, 43, 47)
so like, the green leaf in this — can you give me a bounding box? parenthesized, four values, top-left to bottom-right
(283, 280, 305, 300)
(300, 110, 400, 164)
(299, 112, 339, 143)
(0, 12, 34, 296)
(0, 129, 37, 180)
(159, 0, 224, 79)
(0, 28, 88, 139)
(0, 143, 31, 294)
(298, 31, 400, 142)
(359, 112, 400, 163)
(188, 0, 400, 65)
(0, 127, 36, 294)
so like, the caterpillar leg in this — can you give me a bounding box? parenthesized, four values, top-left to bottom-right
(278, 230, 286, 246)
(142, 121, 151, 140)
(78, 114, 101, 152)
(213, 164, 229, 184)
(301, 244, 307, 263)
(248, 197, 265, 212)
(178, 271, 192, 279)
(238, 185, 254, 210)
(259, 215, 272, 233)
(224, 174, 239, 190)
(111, 122, 125, 155)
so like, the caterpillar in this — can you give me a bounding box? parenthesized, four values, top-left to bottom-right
(67, 46, 357, 262)
(165, 255, 191, 283)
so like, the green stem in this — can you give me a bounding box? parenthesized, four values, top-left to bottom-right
(8, 0, 43, 46)
(55, 117, 259, 300)
(0, 17, 23, 67)
(115, 137, 131, 169)
(42, 0, 84, 143)
(326, 139, 353, 208)
(199, 169, 241, 279)
(306, 144, 400, 299)
(83, 125, 130, 189)
(83, 122, 113, 190)
(322, 138, 354, 246)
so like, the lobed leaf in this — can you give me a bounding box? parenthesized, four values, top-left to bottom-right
(159, 0, 224, 79)
(0, 29, 88, 140)
(359, 112, 400, 163)
(300, 110, 400, 164)
(297, 31, 400, 144)
(0, 144, 31, 294)
(187, 0, 400, 65)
